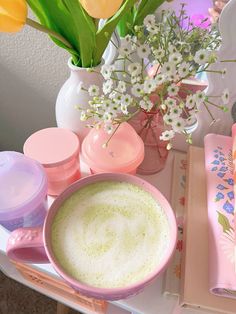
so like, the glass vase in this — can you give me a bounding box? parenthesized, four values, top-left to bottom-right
(129, 110, 169, 175)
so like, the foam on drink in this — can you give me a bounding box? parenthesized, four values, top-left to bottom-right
(51, 181, 170, 288)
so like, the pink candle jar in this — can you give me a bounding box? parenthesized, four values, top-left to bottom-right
(0, 151, 48, 231)
(82, 122, 144, 174)
(23, 128, 80, 196)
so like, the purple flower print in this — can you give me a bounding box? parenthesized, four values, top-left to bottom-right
(217, 172, 225, 178)
(212, 160, 220, 165)
(225, 178, 234, 186)
(214, 154, 219, 159)
(217, 184, 227, 190)
(223, 201, 234, 214)
(215, 192, 224, 201)
(219, 151, 224, 156)
(219, 157, 225, 162)
(227, 191, 234, 201)
(214, 149, 218, 153)
(219, 166, 228, 172)
(211, 167, 218, 172)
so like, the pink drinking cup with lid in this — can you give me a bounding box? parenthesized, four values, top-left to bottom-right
(7, 173, 177, 301)
(0, 151, 48, 231)
(82, 122, 145, 174)
(23, 128, 80, 196)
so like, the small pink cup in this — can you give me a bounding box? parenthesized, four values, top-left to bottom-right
(23, 128, 80, 196)
(7, 173, 177, 301)
(82, 123, 144, 175)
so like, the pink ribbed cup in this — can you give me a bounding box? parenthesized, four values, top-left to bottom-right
(6, 173, 177, 301)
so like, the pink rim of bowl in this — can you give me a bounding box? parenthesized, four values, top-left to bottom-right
(43, 173, 177, 300)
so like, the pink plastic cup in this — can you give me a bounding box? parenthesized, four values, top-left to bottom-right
(23, 128, 80, 196)
(82, 123, 145, 175)
(7, 173, 177, 301)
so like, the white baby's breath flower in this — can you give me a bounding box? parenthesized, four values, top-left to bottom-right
(103, 112, 113, 122)
(120, 104, 129, 115)
(119, 45, 132, 57)
(194, 90, 206, 106)
(140, 100, 153, 111)
(147, 24, 159, 34)
(222, 88, 229, 105)
(172, 117, 186, 133)
(178, 62, 190, 78)
(122, 94, 132, 106)
(167, 84, 179, 97)
(163, 114, 174, 125)
(144, 14, 156, 27)
(121, 35, 132, 45)
(128, 63, 142, 76)
(164, 97, 177, 107)
(143, 79, 157, 93)
(131, 83, 143, 97)
(160, 130, 175, 141)
(168, 45, 177, 54)
(137, 44, 151, 59)
(101, 64, 114, 79)
(117, 81, 126, 93)
(88, 85, 100, 97)
(80, 110, 88, 121)
(169, 52, 182, 64)
(103, 80, 113, 95)
(153, 48, 165, 59)
(194, 49, 210, 65)
(161, 62, 176, 77)
(104, 123, 114, 134)
(155, 74, 165, 85)
(109, 91, 118, 99)
(185, 95, 196, 109)
(170, 106, 182, 117)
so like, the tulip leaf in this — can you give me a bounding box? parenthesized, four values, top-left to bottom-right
(94, 0, 137, 65)
(27, 0, 96, 67)
(134, 0, 166, 26)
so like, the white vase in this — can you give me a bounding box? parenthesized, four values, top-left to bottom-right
(56, 35, 118, 142)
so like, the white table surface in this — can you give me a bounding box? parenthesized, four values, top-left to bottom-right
(0, 152, 210, 314)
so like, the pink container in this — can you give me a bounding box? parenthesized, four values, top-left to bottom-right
(0, 151, 47, 231)
(6, 173, 177, 301)
(82, 123, 144, 174)
(23, 128, 80, 196)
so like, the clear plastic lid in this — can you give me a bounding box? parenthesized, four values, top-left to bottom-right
(0, 151, 47, 218)
(82, 122, 144, 173)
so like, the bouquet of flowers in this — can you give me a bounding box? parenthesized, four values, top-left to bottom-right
(79, 5, 230, 148)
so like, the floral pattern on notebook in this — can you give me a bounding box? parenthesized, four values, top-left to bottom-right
(210, 146, 235, 264)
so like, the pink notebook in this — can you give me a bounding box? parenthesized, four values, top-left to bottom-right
(204, 134, 236, 298)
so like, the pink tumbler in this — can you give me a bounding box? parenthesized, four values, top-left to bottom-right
(82, 122, 144, 174)
(0, 151, 47, 231)
(23, 128, 80, 196)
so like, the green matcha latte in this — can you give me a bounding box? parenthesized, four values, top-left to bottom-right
(51, 181, 170, 288)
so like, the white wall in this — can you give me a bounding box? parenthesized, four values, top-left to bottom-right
(0, 14, 69, 152)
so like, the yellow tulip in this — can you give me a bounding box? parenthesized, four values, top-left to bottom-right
(79, 0, 123, 19)
(0, 0, 27, 33)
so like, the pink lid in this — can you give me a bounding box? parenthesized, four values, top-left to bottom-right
(82, 123, 144, 173)
(23, 128, 80, 168)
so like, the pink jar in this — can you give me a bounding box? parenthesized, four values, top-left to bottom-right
(82, 122, 144, 174)
(23, 128, 80, 196)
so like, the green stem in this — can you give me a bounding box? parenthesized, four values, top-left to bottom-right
(220, 60, 236, 63)
(26, 18, 73, 50)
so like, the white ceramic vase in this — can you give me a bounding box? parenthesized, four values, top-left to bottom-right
(55, 34, 119, 142)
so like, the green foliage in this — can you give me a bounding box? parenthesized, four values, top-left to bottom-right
(117, 0, 165, 37)
(26, 0, 136, 67)
(217, 211, 233, 233)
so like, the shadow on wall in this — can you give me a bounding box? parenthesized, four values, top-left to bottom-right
(0, 64, 56, 152)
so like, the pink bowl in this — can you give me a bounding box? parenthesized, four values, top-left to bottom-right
(7, 173, 177, 301)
